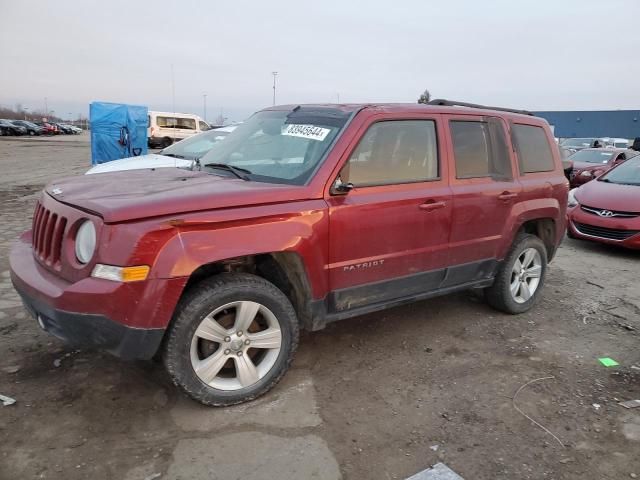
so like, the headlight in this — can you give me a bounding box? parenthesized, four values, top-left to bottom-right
(75, 220, 96, 264)
(579, 171, 592, 177)
(568, 188, 579, 208)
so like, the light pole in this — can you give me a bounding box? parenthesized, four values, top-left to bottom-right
(272, 71, 278, 106)
(23, 107, 29, 120)
(44, 97, 48, 118)
(203, 93, 207, 121)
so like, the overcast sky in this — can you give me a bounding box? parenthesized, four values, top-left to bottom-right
(1, 0, 639, 122)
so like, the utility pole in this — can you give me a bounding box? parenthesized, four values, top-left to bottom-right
(272, 71, 278, 106)
(203, 93, 207, 121)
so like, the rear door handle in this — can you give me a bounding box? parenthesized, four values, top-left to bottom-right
(419, 200, 446, 212)
(498, 191, 518, 201)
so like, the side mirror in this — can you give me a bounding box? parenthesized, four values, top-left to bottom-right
(331, 177, 354, 195)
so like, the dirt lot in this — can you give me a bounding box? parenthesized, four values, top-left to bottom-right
(0, 135, 639, 480)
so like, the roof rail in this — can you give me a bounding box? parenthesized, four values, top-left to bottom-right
(427, 99, 534, 116)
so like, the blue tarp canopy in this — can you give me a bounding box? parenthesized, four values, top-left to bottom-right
(90, 101, 148, 165)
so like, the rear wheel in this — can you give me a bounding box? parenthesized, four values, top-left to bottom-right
(28, 130, 35, 136)
(485, 234, 547, 314)
(164, 273, 299, 406)
(162, 137, 173, 148)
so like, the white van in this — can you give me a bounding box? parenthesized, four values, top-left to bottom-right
(148, 111, 210, 148)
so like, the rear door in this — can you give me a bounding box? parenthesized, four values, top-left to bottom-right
(445, 115, 521, 282)
(326, 114, 453, 312)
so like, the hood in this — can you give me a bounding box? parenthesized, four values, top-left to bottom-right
(572, 161, 609, 171)
(47, 168, 312, 223)
(575, 179, 640, 211)
(85, 154, 192, 174)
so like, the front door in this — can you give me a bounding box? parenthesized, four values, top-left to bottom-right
(326, 115, 452, 312)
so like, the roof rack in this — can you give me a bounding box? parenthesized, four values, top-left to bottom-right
(427, 99, 534, 116)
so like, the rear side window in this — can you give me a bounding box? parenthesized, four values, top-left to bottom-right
(512, 124, 555, 173)
(156, 116, 197, 130)
(344, 120, 439, 187)
(450, 119, 512, 180)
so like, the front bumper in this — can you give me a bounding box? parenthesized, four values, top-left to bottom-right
(567, 206, 640, 249)
(10, 234, 187, 360)
(18, 289, 164, 360)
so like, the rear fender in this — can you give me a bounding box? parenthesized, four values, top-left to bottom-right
(499, 198, 562, 258)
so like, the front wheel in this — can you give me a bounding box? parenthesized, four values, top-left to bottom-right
(164, 273, 299, 406)
(485, 234, 547, 314)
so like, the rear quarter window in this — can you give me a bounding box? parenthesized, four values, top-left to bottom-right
(512, 124, 555, 173)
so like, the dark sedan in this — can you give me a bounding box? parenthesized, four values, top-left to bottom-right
(0, 119, 27, 136)
(10, 120, 44, 136)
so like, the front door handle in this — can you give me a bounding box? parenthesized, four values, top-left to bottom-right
(419, 200, 446, 212)
(498, 191, 518, 201)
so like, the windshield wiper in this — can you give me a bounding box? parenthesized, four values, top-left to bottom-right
(163, 153, 186, 159)
(204, 163, 251, 181)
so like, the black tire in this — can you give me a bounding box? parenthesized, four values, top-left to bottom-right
(485, 234, 548, 314)
(164, 273, 299, 406)
(162, 137, 173, 148)
(28, 130, 35, 136)
(567, 227, 577, 239)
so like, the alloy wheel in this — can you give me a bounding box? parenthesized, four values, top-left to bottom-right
(509, 248, 542, 303)
(190, 301, 282, 391)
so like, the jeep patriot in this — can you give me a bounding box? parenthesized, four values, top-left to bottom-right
(10, 100, 568, 405)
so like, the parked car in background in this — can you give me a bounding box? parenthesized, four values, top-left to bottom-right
(33, 122, 58, 135)
(559, 137, 604, 157)
(10, 101, 567, 406)
(10, 120, 44, 136)
(67, 125, 83, 134)
(86, 125, 236, 174)
(0, 119, 27, 136)
(568, 148, 638, 187)
(567, 155, 640, 249)
(54, 123, 74, 134)
(603, 137, 630, 149)
(148, 111, 210, 148)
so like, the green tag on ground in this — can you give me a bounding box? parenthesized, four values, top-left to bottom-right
(598, 357, 619, 367)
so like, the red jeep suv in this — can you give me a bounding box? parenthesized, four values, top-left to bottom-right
(10, 101, 568, 405)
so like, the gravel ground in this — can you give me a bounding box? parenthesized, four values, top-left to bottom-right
(0, 134, 639, 480)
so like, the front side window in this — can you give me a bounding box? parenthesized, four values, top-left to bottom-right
(199, 107, 350, 185)
(341, 120, 438, 187)
(513, 124, 555, 173)
(450, 119, 512, 179)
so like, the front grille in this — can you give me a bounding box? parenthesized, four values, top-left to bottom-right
(581, 205, 640, 218)
(32, 202, 67, 268)
(574, 222, 639, 241)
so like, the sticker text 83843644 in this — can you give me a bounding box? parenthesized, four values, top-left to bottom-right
(282, 124, 331, 141)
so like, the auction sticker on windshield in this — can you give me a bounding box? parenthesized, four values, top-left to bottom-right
(282, 124, 331, 141)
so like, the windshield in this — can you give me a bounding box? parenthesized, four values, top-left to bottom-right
(199, 107, 351, 185)
(569, 149, 614, 164)
(161, 127, 234, 159)
(600, 156, 640, 185)
(615, 141, 629, 148)
(561, 138, 596, 147)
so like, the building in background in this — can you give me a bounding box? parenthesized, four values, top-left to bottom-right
(535, 110, 640, 139)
